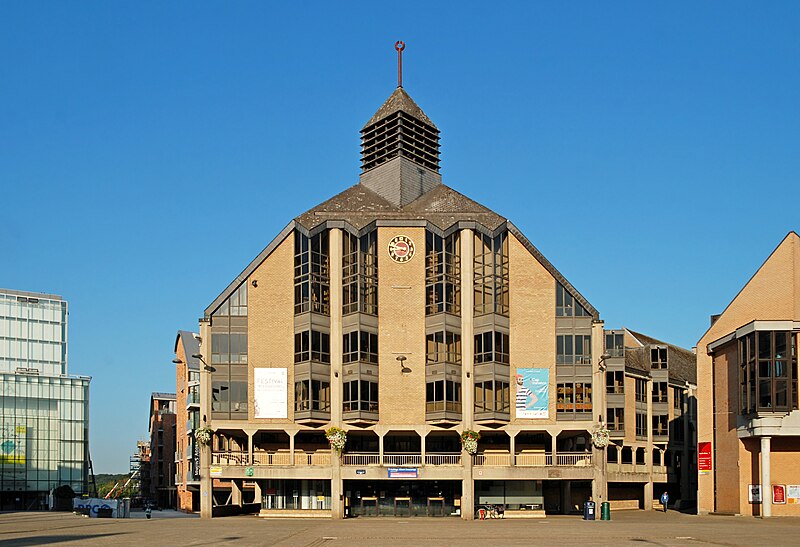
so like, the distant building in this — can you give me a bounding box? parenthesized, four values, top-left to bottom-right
(174, 331, 201, 512)
(697, 232, 800, 516)
(148, 392, 176, 508)
(0, 288, 90, 511)
(131, 440, 150, 503)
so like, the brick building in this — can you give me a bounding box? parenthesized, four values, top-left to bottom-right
(148, 392, 176, 508)
(173, 331, 201, 512)
(196, 75, 695, 518)
(697, 232, 800, 516)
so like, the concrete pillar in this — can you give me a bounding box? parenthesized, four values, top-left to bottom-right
(551, 434, 557, 465)
(646, 377, 653, 511)
(199, 320, 213, 519)
(329, 228, 343, 425)
(681, 387, 691, 502)
(761, 436, 772, 518)
(379, 433, 384, 466)
(289, 432, 296, 466)
(420, 431, 426, 464)
(254, 481, 262, 509)
(331, 449, 343, 519)
(509, 431, 516, 466)
(562, 481, 572, 514)
(231, 479, 243, 507)
(247, 432, 253, 465)
(462, 450, 474, 520)
(460, 228, 474, 431)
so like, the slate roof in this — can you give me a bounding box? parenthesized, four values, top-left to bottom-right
(362, 87, 438, 130)
(624, 329, 697, 384)
(175, 330, 201, 372)
(295, 182, 506, 232)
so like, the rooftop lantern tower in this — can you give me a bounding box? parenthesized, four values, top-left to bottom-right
(359, 41, 442, 206)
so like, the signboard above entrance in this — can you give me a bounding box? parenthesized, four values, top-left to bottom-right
(388, 468, 418, 478)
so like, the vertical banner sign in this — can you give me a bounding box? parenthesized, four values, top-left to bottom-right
(254, 368, 288, 419)
(515, 368, 549, 419)
(773, 485, 786, 504)
(748, 484, 762, 504)
(698, 442, 712, 474)
(0, 425, 26, 464)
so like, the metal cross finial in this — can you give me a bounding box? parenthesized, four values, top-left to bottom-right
(395, 41, 405, 88)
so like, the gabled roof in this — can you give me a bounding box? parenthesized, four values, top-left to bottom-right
(174, 330, 201, 371)
(624, 328, 696, 384)
(151, 392, 176, 401)
(362, 87, 438, 130)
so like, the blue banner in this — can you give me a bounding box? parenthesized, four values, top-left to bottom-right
(515, 368, 549, 418)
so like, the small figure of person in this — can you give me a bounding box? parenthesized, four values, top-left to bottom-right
(496, 504, 504, 519)
(145, 505, 152, 519)
(660, 491, 669, 513)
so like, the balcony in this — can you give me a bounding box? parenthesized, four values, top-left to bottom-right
(340, 453, 462, 466)
(474, 451, 592, 467)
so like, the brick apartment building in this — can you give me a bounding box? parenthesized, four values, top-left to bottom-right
(194, 72, 696, 518)
(148, 392, 176, 508)
(173, 331, 201, 512)
(697, 232, 800, 516)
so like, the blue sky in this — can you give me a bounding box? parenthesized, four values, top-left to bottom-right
(2, 2, 798, 473)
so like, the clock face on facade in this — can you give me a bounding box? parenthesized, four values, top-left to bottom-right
(388, 235, 415, 263)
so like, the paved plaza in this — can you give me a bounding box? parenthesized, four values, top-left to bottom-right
(2, 510, 800, 546)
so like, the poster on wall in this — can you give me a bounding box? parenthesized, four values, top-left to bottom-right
(698, 442, 712, 474)
(0, 425, 26, 465)
(254, 368, 288, 418)
(786, 485, 800, 504)
(515, 368, 549, 419)
(748, 484, 762, 504)
(773, 485, 786, 504)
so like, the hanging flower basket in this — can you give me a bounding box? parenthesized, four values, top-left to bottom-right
(460, 430, 481, 455)
(325, 427, 347, 456)
(591, 426, 610, 449)
(196, 427, 214, 446)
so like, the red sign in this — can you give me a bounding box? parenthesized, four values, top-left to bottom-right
(773, 485, 786, 504)
(698, 442, 712, 472)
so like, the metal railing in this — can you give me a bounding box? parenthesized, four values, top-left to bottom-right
(473, 453, 512, 466)
(341, 454, 381, 466)
(383, 454, 423, 466)
(424, 454, 461, 466)
(556, 453, 592, 466)
(294, 452, 331, 466)
(252, 452, 291, 466)
(211, 450, 248, 466)
(514, 453, 551, 466)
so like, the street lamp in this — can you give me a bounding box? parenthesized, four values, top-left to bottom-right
(397, 355, 411, 374)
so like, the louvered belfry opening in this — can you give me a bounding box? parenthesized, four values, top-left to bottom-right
(361, 109, 440, 173)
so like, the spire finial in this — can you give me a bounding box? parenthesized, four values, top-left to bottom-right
(395, 41, 405, 88)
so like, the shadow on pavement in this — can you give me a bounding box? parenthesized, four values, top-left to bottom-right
(4, 532, 126, 546)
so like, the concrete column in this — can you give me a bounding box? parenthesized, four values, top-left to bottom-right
(462, 451, 474, 520)
(199, 320, 213, 519)
(289, 432, 296, 466)
(331, 449, 343, 519)
(379, 433, 384, 466)
(646, 378, 653, 511)
(231, 480, 243, 507)
(681, 387, 691, 503)
(421, 431, 426, 465)
(254, 481, 262, 509)
(329, 228, 343, 425)
(562, 481, 572, 514)
(247, 432, 253, 465)
(761, 436, 772, 518)
(509, 431, 516, 466)
(460, 229, 475, 430)
(551, 434, 557, 464)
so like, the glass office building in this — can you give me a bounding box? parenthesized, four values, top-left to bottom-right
(0, 289, 90, 510)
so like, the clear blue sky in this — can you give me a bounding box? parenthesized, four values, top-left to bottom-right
(2, 2, 798, 473)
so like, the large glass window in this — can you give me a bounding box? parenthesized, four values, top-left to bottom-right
(556, 283, 590, 317)
(606, 371, 624, 394)
(474, 380, 510, 413)
(607, 408, 624, 431)
(635, 378, 647, 403)
(605, 332, 624, 357)
(651, 347, 667, 369)
(294, 330, 330, 364)
(474, 331, 509, 364)
(426, 331, 461, 364)
(556, 382, 592, 415)
(343, 380, 378, 413)
(294, 380, 331, 412)
(426, 231, 460, 315)
(652, 382, 668, 403)
(342, 231, 378, 316)
(295, 230, 330, 315)
(739, 331, 797, 414)
(425, 380, 462, 412)
(473, 231, 509, 316)
(556, 334, 591, 365)
(652, 415, 668, 436)
(343, 331, 378, 364)
(635, 412, 647, 438)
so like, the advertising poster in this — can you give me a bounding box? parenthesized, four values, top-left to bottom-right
(515, 368, 549, 419)
(748, 484, 761, 504)
(254, 368, 288, 418)
(0, 425, 26, 465)
(773, 484, 786, 504)
(698, 442, 712, 474)
(786, 485, 800, 504)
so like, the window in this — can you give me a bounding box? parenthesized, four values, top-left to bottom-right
(426, 380, 462, 412)
(671, 419, 685, 442)
(211, 283, 248, 317)
(474, 331, 509, 364)
(635, 378, 647, 403)
(739, 331, 797, 414)
(606, 371, 624, 394)
(473, 231, 509, 316)
(556, 283, 590, 317)
(474, 380, 510, 413)
(343, 380, 378, 413)
(606, 408, 624, 431)
(294, 330, 330, 364)
(211, 333, 248, 364)
(557, 382, 592, 415)
(295, 230, 330, 315)
(294, 380, 331, 412)
(652, 415, 668, 436)
(426, 331, 461, 364)
(605, 332, 624, 357)
(426, 231, 461, 315)
(343, 331, 378, 364)
(557, 334, 592, 365)
(673, 387, 685, 411)
(635, 412, 647, 438)
(652, 382, 668, 403)
(651, 347, 667, 369)
(342, 231, 378, 315)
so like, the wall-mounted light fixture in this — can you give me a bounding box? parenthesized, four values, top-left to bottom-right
(251, 279, 258, 288)
(466, 371, 471, 378)
(397, 355, 411, 374)
(192, 353, 215, 372)
(172, 358, 183, 364)
(598, 353, 611, 372)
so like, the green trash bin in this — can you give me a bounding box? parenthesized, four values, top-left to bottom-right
(600, 501, 611, 521)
